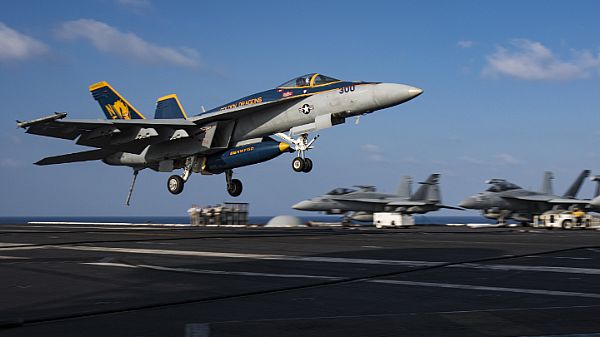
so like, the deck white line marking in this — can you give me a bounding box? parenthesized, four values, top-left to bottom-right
(138, 264, 342, 280)
(524, 255, 591, 260)
(455, 263, 600, 275)
(0, 243, 34, 247)
(0, 255, 28, 260)
(62, 246, 600, 276)
(82, 262, 341, 279)
(83, 262, 600, 300)
(61, 246, 442, 267)
(27, 222, 191, 227)
(372, 280, 600, 299)
(83, 262, 139, 268)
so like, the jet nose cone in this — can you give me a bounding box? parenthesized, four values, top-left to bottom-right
(372, 83, 423, 109)
(292, 200, 312, 210)
(408, 86, 424, 97)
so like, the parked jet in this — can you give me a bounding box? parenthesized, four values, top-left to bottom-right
(459, 170, 590, 223)
(292, 174, 460, 222)
(584, 176, 600, 210)
(17, 74, 423, 204)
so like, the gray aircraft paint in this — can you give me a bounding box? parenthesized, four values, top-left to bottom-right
(459, 170, 592, 223)
(292, 174, 460, 220)
(18, 75, 422, 200)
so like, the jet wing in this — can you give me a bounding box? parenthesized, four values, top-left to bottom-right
(189, 95, 307, 124)
(328, 197, 391, 204)
(20, 114, 206, 154)
(502, 195, 554, 202)
(547, 198, 590, 205)
(329, 198, 427, 206)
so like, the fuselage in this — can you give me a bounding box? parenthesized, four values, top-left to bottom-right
(107, 73, 422, 172)
(196, 74, 422, 144)
(293, 190, 399, 213)
(460, 190, 555, 221)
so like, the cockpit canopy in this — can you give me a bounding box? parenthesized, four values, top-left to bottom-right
(278, 73, 340, 88)
(485, 179, 521, 192)
(326, 188, 356, 196)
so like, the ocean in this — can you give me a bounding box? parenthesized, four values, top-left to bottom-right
(0, 215, 497, 225)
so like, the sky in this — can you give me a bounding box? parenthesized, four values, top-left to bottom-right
(2, 0, 600, 217)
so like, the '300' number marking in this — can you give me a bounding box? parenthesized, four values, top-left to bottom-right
(339, 85, 355, 94)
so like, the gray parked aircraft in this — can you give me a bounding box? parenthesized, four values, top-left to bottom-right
(292, 174, 461, 222)
(16, 73, 422, 204)
(459, 170, 590, 223)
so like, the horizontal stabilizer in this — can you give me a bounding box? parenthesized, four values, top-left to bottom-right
(439, 205, 464, 211)
(155, 94, 188, 119)
(35, 149, 113, 166)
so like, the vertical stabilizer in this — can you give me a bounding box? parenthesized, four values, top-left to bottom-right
(89, 82, 145, 120)
(563, 169, 591, 198)
(396, 176, 412, 199)
(155, 94, 188, 119)
(591, 176, 600, 198)
(540, 171, 554, 194)
(411, 174, 441, 202)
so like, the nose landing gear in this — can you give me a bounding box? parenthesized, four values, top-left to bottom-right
(292, 157, 313, 173)
(276, 132, 317, 173)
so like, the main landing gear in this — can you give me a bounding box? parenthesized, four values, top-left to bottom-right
(225, 169, 243, 197)
(276, 132, 318, 174)
(166, 157, 244, 197)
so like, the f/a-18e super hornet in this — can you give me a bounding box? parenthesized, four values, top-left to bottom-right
(459, 170, 591, 223)
(292, 174, 461, 222)
(17, 73, 423, 204)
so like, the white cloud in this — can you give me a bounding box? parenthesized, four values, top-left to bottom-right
(457, 40, 474, 48)
(0, 22, 47, 61)
(56, 19, 199, 68)
(495, 153, 520, 165)
(0, 158, 20, 168)
(361, 144, 385, 162)
(483, 39, 600, 80)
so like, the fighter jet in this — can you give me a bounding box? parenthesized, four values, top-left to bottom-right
(292, 174, 460, 222)
(583, 176, 600, 210)
(16, 73, 423, 204)
(459, 170, 591, 224)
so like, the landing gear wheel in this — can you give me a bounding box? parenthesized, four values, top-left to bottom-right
(227, 179, 243, 197)
(302, 158, 313, 173)
(167, 175, 184, 195)
(292, 157, 305, 172)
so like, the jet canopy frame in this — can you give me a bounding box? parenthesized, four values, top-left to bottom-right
(485, 179, 521, 192)
(278, 73, 340, 88)
(326, 188, 356, 196)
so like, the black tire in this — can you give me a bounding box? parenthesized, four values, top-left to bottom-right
(292, 157, 305, 172)
(227, 179, 243, 197)
(167, 175, 184, 195)
(562, 220, 573, 229)
(302, 158, 313, 173)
